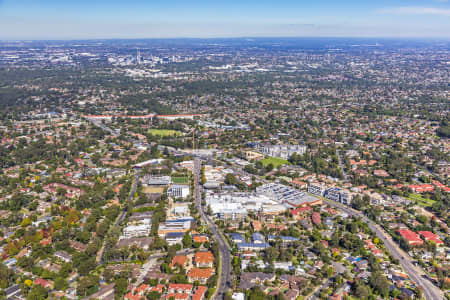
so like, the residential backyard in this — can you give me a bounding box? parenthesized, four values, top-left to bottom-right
(407, 193, 436, 207)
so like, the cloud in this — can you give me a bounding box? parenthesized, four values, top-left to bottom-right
(379, 6, 450, 16)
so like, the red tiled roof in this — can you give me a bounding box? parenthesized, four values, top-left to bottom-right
(194, 251, 214, 265)
(192, 286, 207, 300)
(149, 284, 164, 293)
(170, 255, 188, 268)
(165, 293, 190, 300)
(418, 231, 443, 244)
(187, 268, 213, 279)
(34, 278, 51, 288)
(193, 235, 209, 243)
(135, 284, 150, 294)
(408, 184, 434, 193)
(168, 284, 193, 293)
(124, 292, 142, 300)
(290, 206, 312, 216)
(397, 229, 423, 246)
(312, 212, 321, 225)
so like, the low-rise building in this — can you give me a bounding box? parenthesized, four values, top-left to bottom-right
(418, 231, 444, 246)
(397, 229, 423, 246)
(257, 183, 321, 207)
(165, 232, 184, 245)
(187, 268, 213, 284)
(54, 250, 72, 263)
(158, 219, 193, 237)
(325, 188, 351, 205)
(194, 251, 214, 268)
(167, 185, 190, 198)
(308, 183, 327, 196)
(82, 283, 115, 300)
(123, 223, 151, 238)
(245, 151, 265, 161)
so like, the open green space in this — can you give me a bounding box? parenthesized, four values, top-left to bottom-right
(260, 156, 290, 168)
(171, 176, 189, 184)
(148, 129, 182, 136)
(407, 193, 436, 207)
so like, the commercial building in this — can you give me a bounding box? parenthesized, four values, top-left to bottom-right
(143, 175, 172, 186)
(165, 232, 184, 245)
(257, 183, 321, 208)
(324, 187, 351, 205)
(258, 144, 307, 160)
(308, 183, 327, 196)
(167, 184, 190, 198)
(205, 190, 288, 220)
(123, 223, 152, 238)
(158, 218, 193, 237)
(166, 198, 190, 219)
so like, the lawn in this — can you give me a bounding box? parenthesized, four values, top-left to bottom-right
(407, 193, 436, 207)
(148, 129, 182, 136)
(260, 156, 290, 168)
(172, 176, 189, 184)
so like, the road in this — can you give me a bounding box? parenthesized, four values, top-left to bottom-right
(86, 118, 120, 138)
(336, 150, 348, 182)
(308, 278, 332, 300)
(194, 158, 231, 300)
(97, 169, 141, 264)
(323, 199, 443, 300)
(216, 156, 444, 300)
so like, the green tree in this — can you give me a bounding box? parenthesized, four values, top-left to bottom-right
(183, 233, 192, 248)
(369, 272, 390, 298)
(27, 285, 48, 300)
(54, 277, 68, 291)
(147, 291, 161, 300)
(115, 278, 128, 297)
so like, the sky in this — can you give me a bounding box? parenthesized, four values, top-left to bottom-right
(0, 0, 449, 39)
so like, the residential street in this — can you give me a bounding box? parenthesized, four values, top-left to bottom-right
(194, 158, 231, 299)
(323, 199, 444, 300)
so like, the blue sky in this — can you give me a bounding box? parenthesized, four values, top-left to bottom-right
(0, 0, 449, 39)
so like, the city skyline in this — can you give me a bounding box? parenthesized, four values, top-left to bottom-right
(0, 0, 450, 39)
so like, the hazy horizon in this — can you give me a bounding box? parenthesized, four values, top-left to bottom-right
(0, 0, 449, 40)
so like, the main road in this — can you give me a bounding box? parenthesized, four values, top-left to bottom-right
(193, 158, 231, 300)
(323, 199, 443, 300)
(221, 157, 443, 300)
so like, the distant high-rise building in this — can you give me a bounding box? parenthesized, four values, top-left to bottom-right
(136, 49, 141, 65)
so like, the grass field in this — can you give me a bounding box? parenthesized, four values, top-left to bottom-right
(148, 129, 182, 136)
(172, 176, 189, 184)
(407, 193, 436, 207)
(260, 156, 290, 168)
